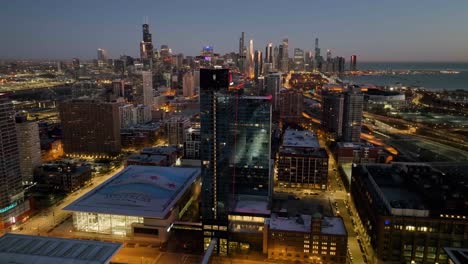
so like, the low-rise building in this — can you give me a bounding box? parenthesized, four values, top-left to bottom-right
(126, 154, 167, 167)
(34, 162, 92, 193)
(141, 146, 179, 166)
(265, 213, 347, 264)
(277, 129, 328, 189)
(334, 142, 388, 164)
(351, 163, 468, 264)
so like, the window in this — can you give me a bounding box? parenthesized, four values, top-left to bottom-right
(304, 245, 310, 248)
(330, 252, 336, 255)
(304, 249, 309, 253)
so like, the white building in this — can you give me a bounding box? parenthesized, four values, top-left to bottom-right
(135, 71, 153, 106)
(15, 119, 41, 185)
(65, 165, 201, 243)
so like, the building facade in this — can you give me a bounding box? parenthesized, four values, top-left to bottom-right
(321, 91, 344, 139)
(15, 116, 41, 185)
(279, 89, 304, 122)
(59, 99, 121, 157)
(342, 86, 363, 143)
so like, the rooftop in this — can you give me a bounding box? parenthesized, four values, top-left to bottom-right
(321, 217, 347, 236)
(269, 214, 311, 233)
(231, 195, 270, 216)
(282, 129, 320, 149)
(0, 233, 121, 264)
(141, 146, 178, 156)
(65, 165, 200, 218)
(127, 154, 166, 163)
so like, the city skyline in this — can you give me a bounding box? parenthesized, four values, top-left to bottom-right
(1, 0, 468, 61)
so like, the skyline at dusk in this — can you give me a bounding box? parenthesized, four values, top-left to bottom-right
(2, 0, 468, 61)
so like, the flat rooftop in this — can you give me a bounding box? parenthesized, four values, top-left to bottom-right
(282, 129, 320, 149)
(322, 217, 347, 236)
(231, 195, 270, 216)
(269, 214, 312, 233)
(65, 165, 200, 218)
(0, 233, 121, 264)
(127, 154, 166, 163)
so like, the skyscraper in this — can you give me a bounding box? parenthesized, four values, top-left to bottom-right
(321, 91, 344, 139)
(246, 39, 254, 78)
(135, 71, 153, 106)
(200, 69, 272, 254)
(59, 99, 121, 157)
(15, 115, 41, 185)
(279, 38, 289, 73)
(97, 48, 108, 62)
(182, 71, 194, 97)
(272, 45, 279, 71)
(293, 48, 305, 71)
(140, 23, 154, 63)
(342, 86, 363, 143)
(350, 55, 357, 71)
(265, 73, 282, 111)
(265, 43, 273, 64)
(238, 32, 246, 73)
(314, 38, 323, 71)
(254, 50, 263, 81)
(0, 94, 30, 230)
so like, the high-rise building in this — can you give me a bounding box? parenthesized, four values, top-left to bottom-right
(304, 50, 313, 71)
(246, 39, 254, 78)
(97, 48, 108, 62)
(135, 71, 153, 106)
(183, 71, 194, 97)
(279, 38, 289, 73)
(140, 24, 154, 62)
(273, 46, 279, 71)
(165, 116, 191, 146)
(238, 32, 246, 73)
(183, 126, 200, 160)
(342, 86, 363, 143)
(118, 104, 136, 129)
(265, 43, 273, 64)
(200, 69, 272, 254)
(321, 91, 344, 139)
(279, 89, 303, 122)
(0, 94, 30, 230)
(265, 73, 282, 111)
(59, 99, 121, 157)
(293, 48, 305, 71)
(336, 56, 346, 73)
(254, 50, 263, 81)
(15, 115, 41, 185)
(350, 55, 357, 71)
(314, 38, 323, 71)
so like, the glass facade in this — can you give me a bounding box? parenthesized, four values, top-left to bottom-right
(73, 212, 143, 236)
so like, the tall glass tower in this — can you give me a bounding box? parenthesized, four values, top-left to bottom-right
(200, 69, 272, 255)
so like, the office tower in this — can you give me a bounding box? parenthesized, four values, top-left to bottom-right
(140, 23, 154, 61)
(265, 43, 273, 63)
(336, 56, 345, 73)
(293, 48, 305, 71)
(279, 38, 289, 73)
(350, 55, 357, 71)
(59, 99, 121, 157)
(314, 38, 322, 71)
(112, 79, 125, 98)
(265, 73, 282, 111)
(97, 48, 108, 62)
(326, 49, 332, 62)
(15, 115, 41, 185)
(238, 32, 246, 73)
(183, 71, 194, 97)
(272, 46, 279, 70)
(165, 117, 191, 146)
(321, 91, 344, 139)
(342, 86, 363, 143)
(200, 69, 272, 254)
(118, 104, 136, 129)
(246, 39, 254, 78)
(304, 50, 313, 71)
(279, 89, 303, 122)
(0, 94, 30, 230)
(254, 50, 263, 81)
(135, 71, 153, 106)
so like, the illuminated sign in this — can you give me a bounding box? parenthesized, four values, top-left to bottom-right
(0, 202, 17, 214)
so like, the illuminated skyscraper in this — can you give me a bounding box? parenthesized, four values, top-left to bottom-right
(314, 38, 323, 71)
(342, 86, 363, 143)
(140, 23, 154, 63)
(293, 48, 305, 71)
(0, 94, 30, 230)
(350, 55, 357, 71)
(254, 50, 263, 81)
(265, 43, 273, 64)
(200, 69, 272, 254)
(279, 38, 289, 73)
(246, 39, 254, 78)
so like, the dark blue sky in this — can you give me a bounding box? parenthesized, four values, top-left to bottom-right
(1, 0, 468, 61)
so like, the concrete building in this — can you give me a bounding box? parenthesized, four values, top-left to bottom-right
(65, 166, 201, 243)
(0, 94, 30, 230)
(140, 146, 179, 166)
(279, 89, 304, 122)
(165, 116, 191, 146)
(265, 73, 282, 111)
(293, 48, 305, 71)
(135, 71, 153, 106)
(183, 71, 194, 97)
(266, 213, 347, 264)
(59, 99, 121, 157)
(321, 91, 344, 139)
(34, 162, 92, 193)
(351, 163, 468, 264)
(15, 116, 41, 185)
(342, 86, 363, 143)
(277, 129, 328, 189)
(118, 104, 136, 129)
(135, 104, 151, 124)
(334, 142, 387, 164)
(0, 233, 122, 264)
(126, 154, 167, 167)
(184, 126, 200, 159)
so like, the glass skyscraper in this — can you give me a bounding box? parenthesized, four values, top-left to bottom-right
(200, 69, 272, 254)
